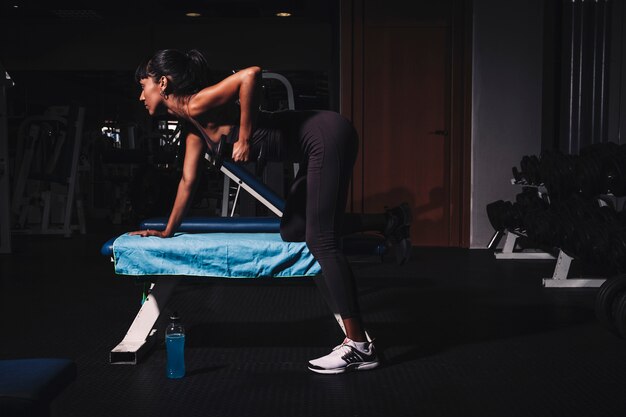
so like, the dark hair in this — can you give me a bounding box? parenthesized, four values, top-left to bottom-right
(135, 49, 210, 96)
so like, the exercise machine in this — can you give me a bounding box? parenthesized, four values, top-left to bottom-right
(0, 62, 13, 254)
(11, 104, 86, 237)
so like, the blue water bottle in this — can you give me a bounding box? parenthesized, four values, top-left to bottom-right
(165, 312, 185, 379)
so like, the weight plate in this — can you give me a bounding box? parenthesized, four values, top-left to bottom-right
(595, 275, 626, 333)
(614, 290, 626, 339)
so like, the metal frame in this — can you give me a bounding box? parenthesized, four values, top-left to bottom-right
(220, 71, 295, 217)
(260, 72, 295, 110)
(219, 163, 283, 217)
(493, 181, 613, 287)
(0, 67, 12, 254)
(542, 249, 606, 288)
(11, 107, 86, 237)
(491, 231, 605, 288)
(491, 230, 556, 260)
(110, 278, 180, 364)
(109, 273, 355, 364)
(490, 183, 554, 260)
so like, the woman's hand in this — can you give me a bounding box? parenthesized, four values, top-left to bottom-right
(128, 229, 170, 238)
(232, 140, 250, 162)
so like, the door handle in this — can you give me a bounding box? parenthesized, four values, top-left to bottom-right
(429, 130, 449, 136)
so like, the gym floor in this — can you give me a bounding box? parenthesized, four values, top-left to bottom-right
(2, 227, 626, 417)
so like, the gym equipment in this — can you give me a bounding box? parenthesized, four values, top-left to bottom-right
(11, 104, 86, 237)
(103, 182, 386, 364)
(595, 275, 626, 333)
(528, 195, 625, 286)
(103, 151, 289, 363)
(102, 225, 383, 364)
(511, 143, 626, 201)
(486, 188, 548, 233)
(102, 225, 331, 364)
(218, 71, 297, 217)
(102, 149, 387, 361)
(487, 187, 555, 260)
(491, 143, 626, 287)
(489, 230, 556, 260)
(140, 216, 280, 233)
(539, 150, 579, 199)
(0, 358, 76, 417)
(103, 75, 387, 362)
(533, 195, 626, 273)
(541, 249, 605, 288)
(512, 155, 542, 185)
(108, 232, 320, 278)
(613, 290, 626, 339)
(212, 159, 285, 217)
(0, 62, 13, 254)
(103, 230, 384, 365)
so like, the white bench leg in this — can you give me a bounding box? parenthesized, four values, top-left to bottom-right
(110, 277, 180, 364)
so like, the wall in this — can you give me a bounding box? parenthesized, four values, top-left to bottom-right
(2, 4, 550, 247)
(608, 0, 626, 144)
(0, 18, 332, 72)
(0, 16, 335, 141)
(470, 0, 544, 247)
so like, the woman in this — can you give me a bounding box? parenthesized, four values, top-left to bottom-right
(130, 49, 410, 374)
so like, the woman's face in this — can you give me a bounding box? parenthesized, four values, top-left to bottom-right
(139, 77, 164, 116)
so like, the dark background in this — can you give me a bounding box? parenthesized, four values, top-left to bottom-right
(3, 2, 626, 417)
(2, 0, 626, 245)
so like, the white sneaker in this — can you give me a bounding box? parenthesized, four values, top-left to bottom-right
(308, 338, 379, 374)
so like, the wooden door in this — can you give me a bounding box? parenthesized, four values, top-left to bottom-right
(360, 25, 449, 246)
(341, 0, 470, 247)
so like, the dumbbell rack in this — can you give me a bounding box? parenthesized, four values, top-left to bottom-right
(491, 229, 606, 288)
(491, 181, 555, 260)
(491, 229, 555, 260)
(491, 180, 607, 288)
(542, 195, 622, 288)
(542, 249, 606, 288)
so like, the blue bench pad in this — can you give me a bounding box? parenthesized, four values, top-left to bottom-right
(0, 358, 76, 415)
(140, 217, 280, 233)
(112, 233, 321, 278)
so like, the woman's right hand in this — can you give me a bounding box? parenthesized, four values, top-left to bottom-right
(232, 139, 250, 162)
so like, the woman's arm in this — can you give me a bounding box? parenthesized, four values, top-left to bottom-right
(129, 131, 205, 238)
(188, 66, 261, 162)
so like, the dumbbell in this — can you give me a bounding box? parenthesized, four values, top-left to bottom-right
(604, 144, 626, 197)
(487, 189, 548, 233)
(607, 232, 626, 274)
(613, 289, 626, 339)
(515, 188, 548, 213)
(576, 154, 606, 198)
(523, 208, 561, 247)
(522, 155, 542, 185)
(540, 150, 578, 199)
(513, 155, 542, 184)
(486, 200, 522, 232)
(576, 142, 625, 198)
(595, 275, 626, 337)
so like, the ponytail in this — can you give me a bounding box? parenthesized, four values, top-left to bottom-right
(135, 49, 212, 96)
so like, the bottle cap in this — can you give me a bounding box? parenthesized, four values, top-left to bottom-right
(169, 311, 180, 321)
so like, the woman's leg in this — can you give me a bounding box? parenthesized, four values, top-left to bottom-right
(301, 112, 380, 374)
(300, 113, 366, 341)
